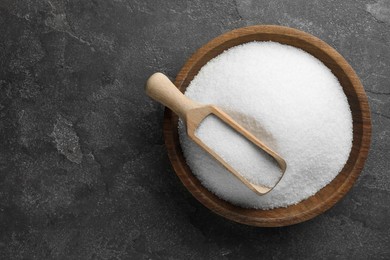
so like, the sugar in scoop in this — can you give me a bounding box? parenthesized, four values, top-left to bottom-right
(195, 115, 283, 189)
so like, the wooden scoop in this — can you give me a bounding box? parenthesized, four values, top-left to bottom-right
(146, 73, 287, 195)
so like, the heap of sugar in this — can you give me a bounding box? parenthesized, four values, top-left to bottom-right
(178, 41, 353, 209)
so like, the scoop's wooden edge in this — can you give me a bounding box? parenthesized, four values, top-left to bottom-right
(185, 105, 284, 195)
(163, 25, 372, 227)
(211, 106, 287, 177)
(189, 133, 272, 195)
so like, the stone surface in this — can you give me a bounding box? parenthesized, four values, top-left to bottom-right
(0, 0, 389, 259)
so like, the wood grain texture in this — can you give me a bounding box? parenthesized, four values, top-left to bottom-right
(146, 72, 201, 121)
(163, 25, 372, 227)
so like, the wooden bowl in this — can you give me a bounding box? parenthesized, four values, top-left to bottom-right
(163, 25, 371, 227)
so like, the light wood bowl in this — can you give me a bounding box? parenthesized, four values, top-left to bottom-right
(163, 25, 371, 227)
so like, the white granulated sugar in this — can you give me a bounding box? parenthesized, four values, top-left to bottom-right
(178, 41, 353, 209)
(195, 115, 282, 188)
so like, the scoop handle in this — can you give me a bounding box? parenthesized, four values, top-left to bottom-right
(145, 73, 200, 120)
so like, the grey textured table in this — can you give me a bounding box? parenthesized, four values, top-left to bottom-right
(0, 0, 389, 259)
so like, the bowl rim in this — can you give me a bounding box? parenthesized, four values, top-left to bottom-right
(163, 25, 372, 227)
